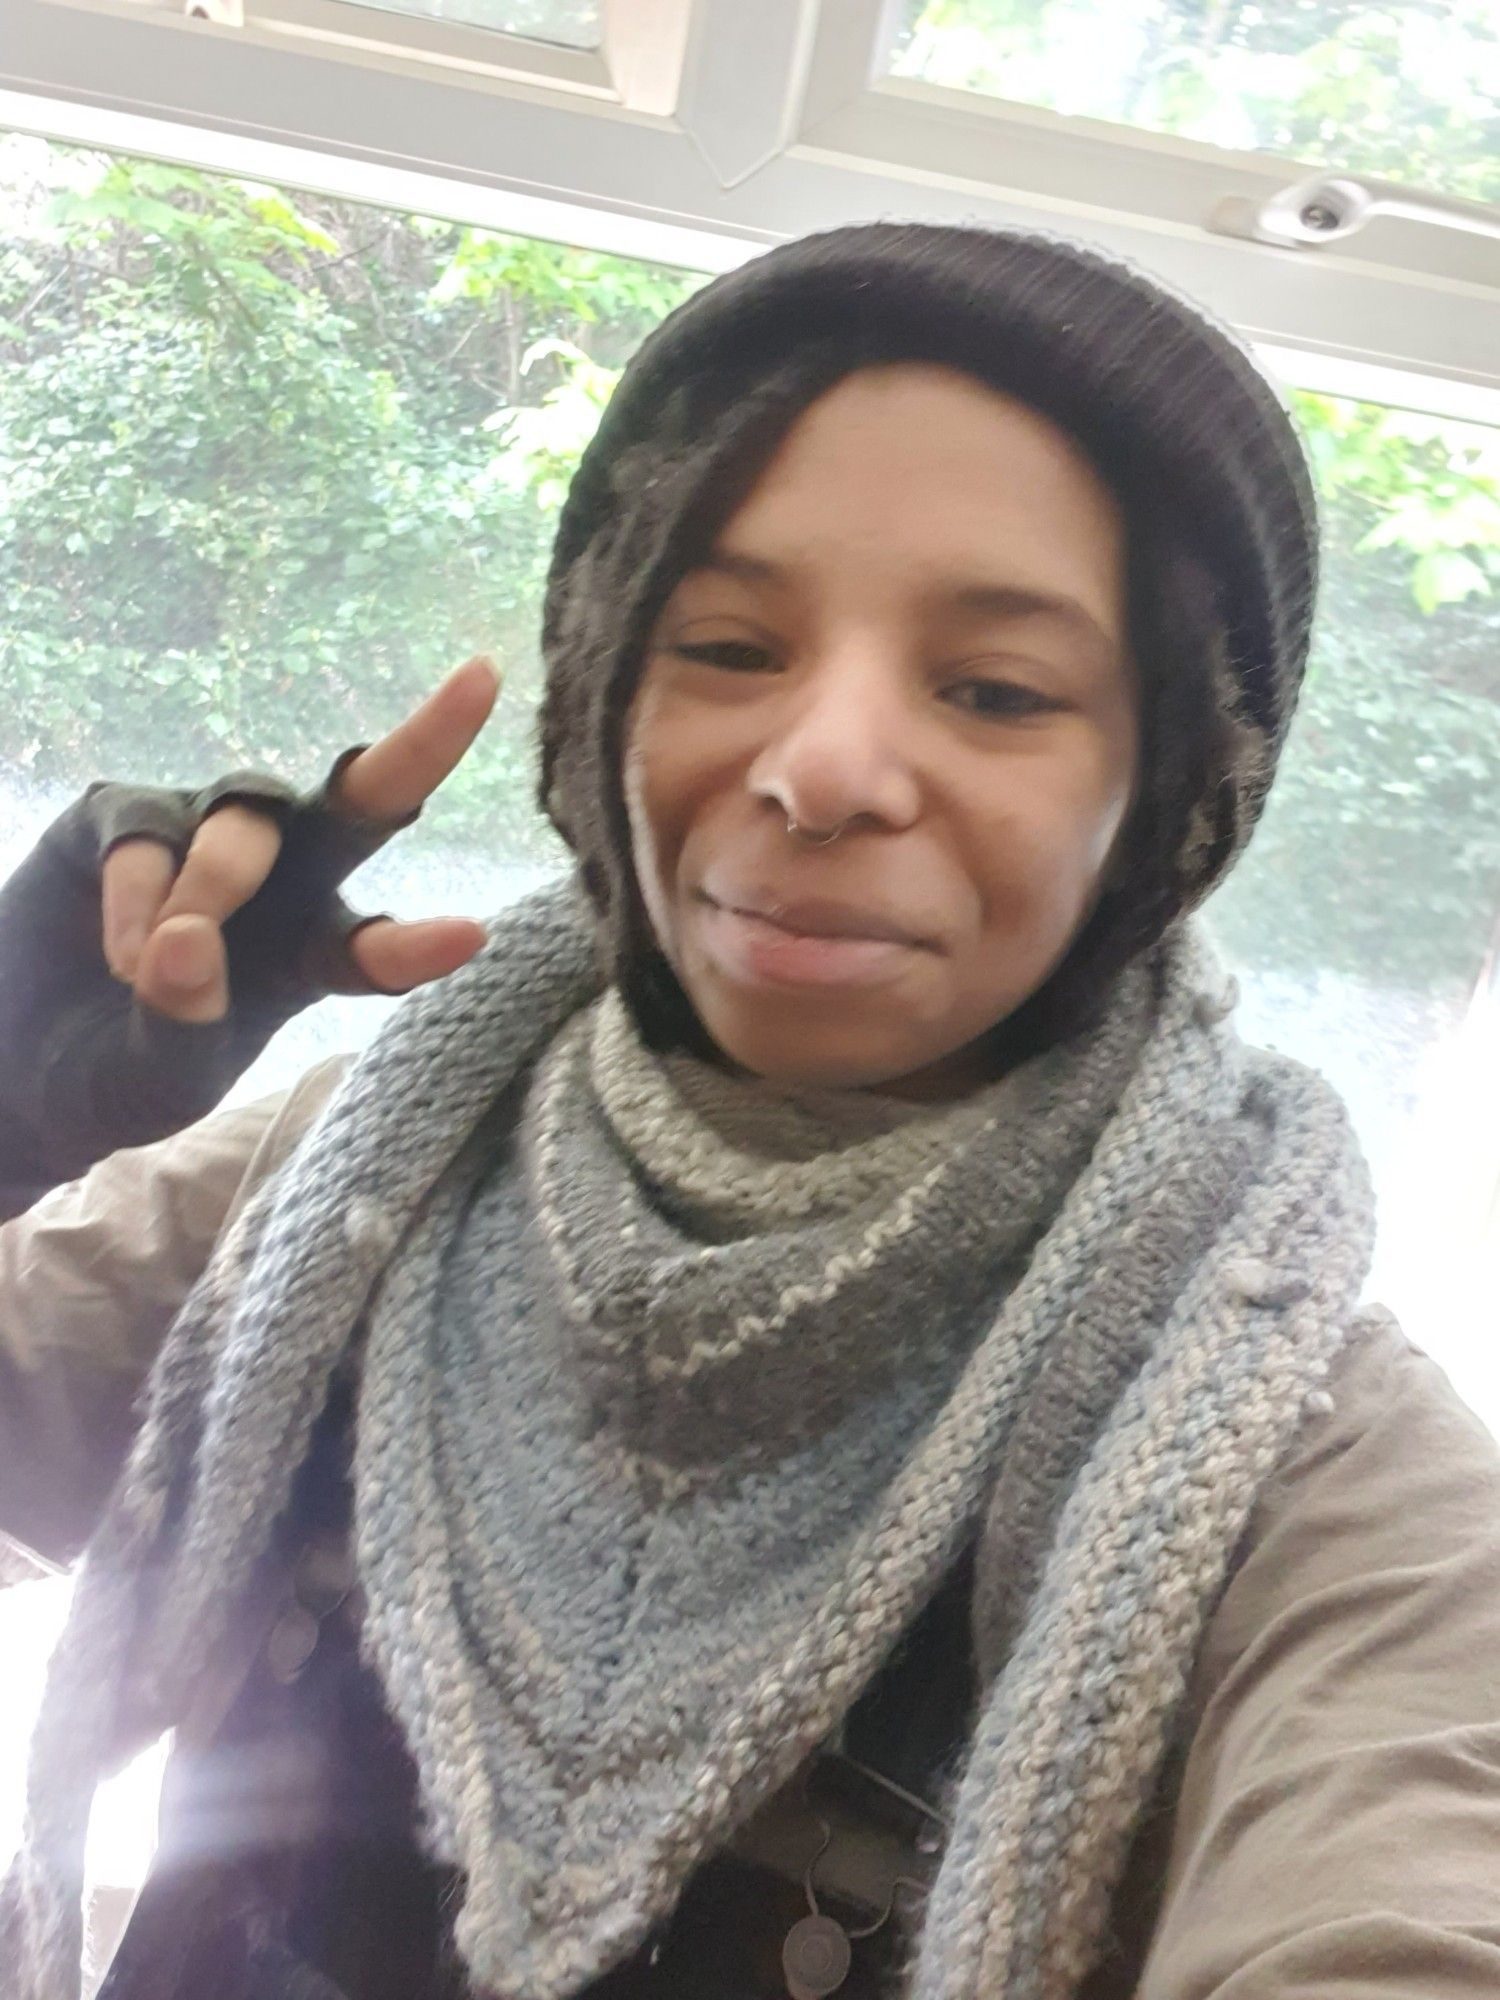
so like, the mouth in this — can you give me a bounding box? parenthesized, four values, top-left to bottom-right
(698, 887, 933, 949)
(692, 887, 935, 991)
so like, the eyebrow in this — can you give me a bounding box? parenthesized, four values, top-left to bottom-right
(697, 551, 1120, 667)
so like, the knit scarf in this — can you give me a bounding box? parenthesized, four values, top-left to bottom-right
(2, 877, 1375, 2000)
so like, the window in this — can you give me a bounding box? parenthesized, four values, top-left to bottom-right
(344, 0, 599, 43)
(888, 1, 1500, 206)
(0, 131, 705, 1109)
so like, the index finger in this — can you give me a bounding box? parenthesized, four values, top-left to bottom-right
(101, 836, 179, 981)
(333, 656, 500, 823)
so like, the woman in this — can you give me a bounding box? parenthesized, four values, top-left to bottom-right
(2, 222, 1498, 2000)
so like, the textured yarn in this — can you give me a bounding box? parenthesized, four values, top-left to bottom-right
(2, 877, 1375, 2000)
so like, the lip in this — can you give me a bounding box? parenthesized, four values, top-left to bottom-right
(698, 887, 932, 950)
(692, 889, 934, 992)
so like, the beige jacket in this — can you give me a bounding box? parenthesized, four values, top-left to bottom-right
(3, 1058, 1500, 1998)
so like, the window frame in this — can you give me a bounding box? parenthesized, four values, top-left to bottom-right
(2, 0, 1496, 424)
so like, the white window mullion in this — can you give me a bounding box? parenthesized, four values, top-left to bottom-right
(672, 0, 818, 189)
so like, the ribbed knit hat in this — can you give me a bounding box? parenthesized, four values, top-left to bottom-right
(537, 221, 1321, 1038)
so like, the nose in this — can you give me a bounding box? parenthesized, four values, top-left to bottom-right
(746, 647, 922, 837)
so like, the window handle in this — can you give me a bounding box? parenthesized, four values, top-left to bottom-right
(1210, 173, 1500, 250)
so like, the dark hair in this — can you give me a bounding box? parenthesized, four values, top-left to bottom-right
(539, 353, 1251, 1071)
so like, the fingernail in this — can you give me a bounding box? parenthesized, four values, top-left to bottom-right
(157, 924, 215, 989)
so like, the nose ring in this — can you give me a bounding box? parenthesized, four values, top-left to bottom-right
(787, 817, 846, 847)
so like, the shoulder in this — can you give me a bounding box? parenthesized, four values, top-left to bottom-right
(1256, 1305, 1498, 1558)
(1, 1050, 352, 1379)
(1198, 1301, 1500, 1702)
(1136, 1311, 1500, 1997)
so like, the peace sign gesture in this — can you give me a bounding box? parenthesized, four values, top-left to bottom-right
(101, 656, 498, 1021)
(0, 657, 501, 1215)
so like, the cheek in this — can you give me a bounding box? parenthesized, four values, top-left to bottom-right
(622, 686, 721, 955)
(972, 748, 1132, 940)
(626, 669, 762, 854)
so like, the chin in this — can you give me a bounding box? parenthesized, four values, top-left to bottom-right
(688, 989, 947, 1094)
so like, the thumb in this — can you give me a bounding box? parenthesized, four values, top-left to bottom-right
(348, 915, 488, 995)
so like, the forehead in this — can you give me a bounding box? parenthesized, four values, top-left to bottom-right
(750, 361, 1112, 490)
(715, 361, 1128, 629)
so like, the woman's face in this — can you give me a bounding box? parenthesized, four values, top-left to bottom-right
(624, 363, 1139, 1099)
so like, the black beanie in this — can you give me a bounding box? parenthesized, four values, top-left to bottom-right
(537, 221, 1321, 1052)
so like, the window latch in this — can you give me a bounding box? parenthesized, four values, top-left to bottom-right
(1210, 173, 1500, 251)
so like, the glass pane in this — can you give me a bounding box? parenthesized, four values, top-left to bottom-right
(336, 0, 600, 47)
(889, 1, 1500, 205)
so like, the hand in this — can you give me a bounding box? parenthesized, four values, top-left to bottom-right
(0, 657, 500, 1205)
(102, 656, 498, 1022)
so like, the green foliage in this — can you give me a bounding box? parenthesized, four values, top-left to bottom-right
(1211, 526, 1500, 994)
(1232, 388, 1500, 994)
(1293, 393, 1500, 612)
(486, 338, 625, 511)
(0, 139, 697, 857)
(1208, 396, 1500, 1000)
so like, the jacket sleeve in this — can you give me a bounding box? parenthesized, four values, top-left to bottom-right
(1132, 1309, 1500, 1999)
(0, 1054, 349, 1573)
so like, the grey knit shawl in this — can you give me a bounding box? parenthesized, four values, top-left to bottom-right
(2, 878, 1375, 2000)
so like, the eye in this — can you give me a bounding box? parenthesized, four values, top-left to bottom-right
(671, 638, 776, 673)
(945, 676, 1062, 721)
